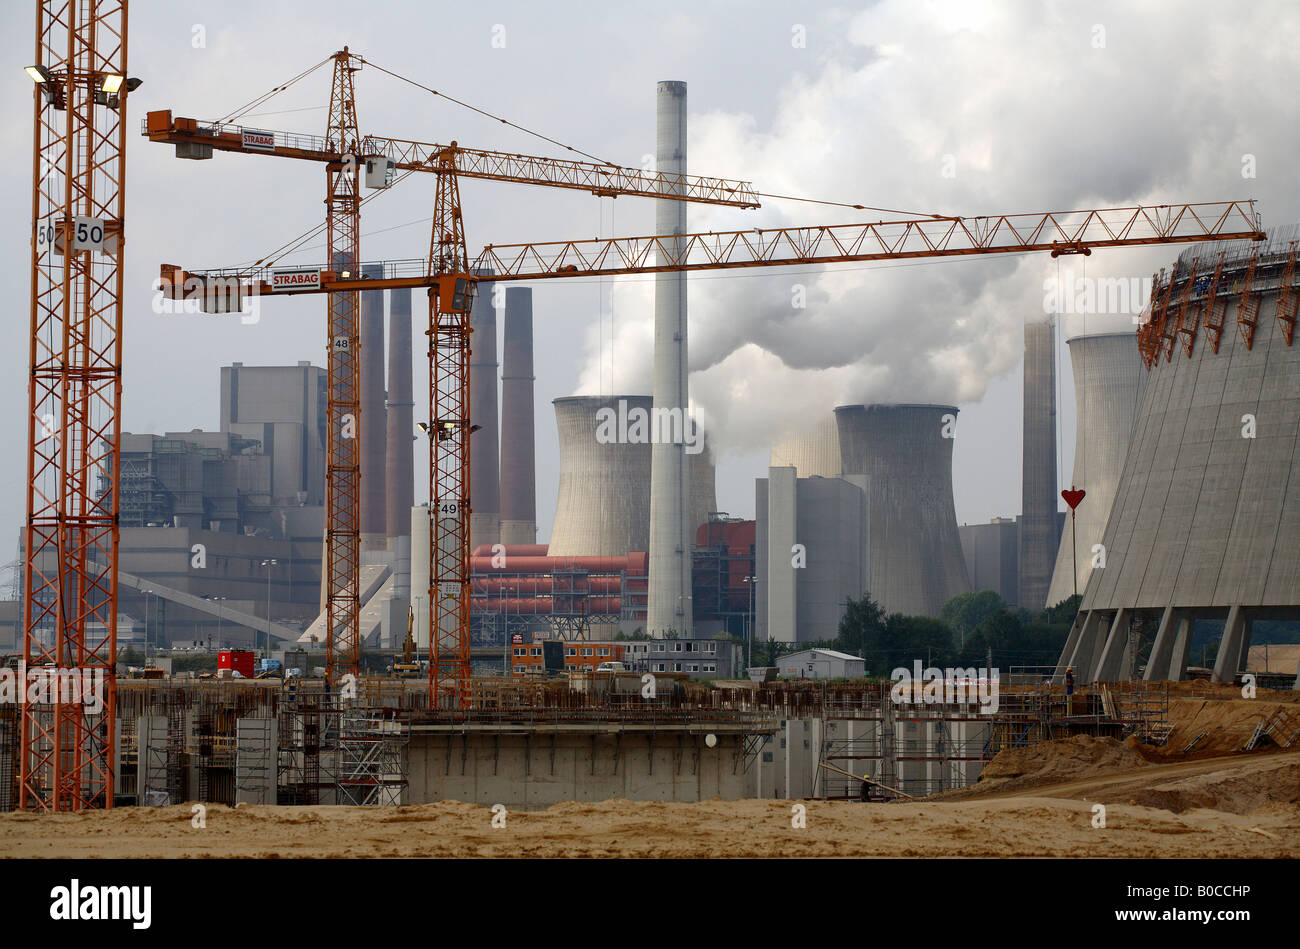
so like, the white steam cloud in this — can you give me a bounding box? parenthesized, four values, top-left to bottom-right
(574, 1, 1298, 455)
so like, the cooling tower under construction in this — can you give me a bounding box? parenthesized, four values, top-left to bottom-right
(836, 403, 971, 617)
(1045, 333, 1146, 607)
(499, 287, 537, 546)
(1058, 229, 1300, 686)
(469, 270, 500, 551)
(550, 395, 714, 561)
(770, 414, 840, 478)
(359, 264, 387, 553)
(1019, 319, 1059, 610)
(647, 79, 693, 637)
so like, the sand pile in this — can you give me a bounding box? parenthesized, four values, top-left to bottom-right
(973, 735, 1149, 793)
(1150, 687, 1300, 758)
(1092, 753, 1300, 816)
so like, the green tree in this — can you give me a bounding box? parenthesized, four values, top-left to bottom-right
(940, 590, 1007, 646)
(835, 593, 886, 657)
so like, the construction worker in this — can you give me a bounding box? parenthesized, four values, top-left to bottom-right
(1065, 667, 1075, 697)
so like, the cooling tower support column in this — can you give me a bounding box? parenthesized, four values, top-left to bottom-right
(469, 269, 501, 551)
(499, 287, 537, 546)
(360, 264, 388, 553)
(648, 79, 693, 638)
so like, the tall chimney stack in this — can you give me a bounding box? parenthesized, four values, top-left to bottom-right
(1019, 319, 1059, 609)
(386, 288, 415, 598)
(647, 80, 693, 637)
(359, 264, 387, 553)
(469, 271, 500, 550)
(499, 287, 537, 546)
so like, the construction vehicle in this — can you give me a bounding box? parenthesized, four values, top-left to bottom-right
(392, 607, 423, 678)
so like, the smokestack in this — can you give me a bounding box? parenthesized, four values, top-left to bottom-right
(836, 403, 971, 617)
(1045, 333, 1145, 607)
(771, 414, 841, 478)
(386, 288, 415, 598)
(469, 272, 500, 551)
(647, 79, 693, 638)
(1020, 320, 1059, 609)
(359, 264, 387, 552)
(499, 287, 537, 546)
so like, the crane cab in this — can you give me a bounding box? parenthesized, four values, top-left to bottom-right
(364, 156, 396, 189)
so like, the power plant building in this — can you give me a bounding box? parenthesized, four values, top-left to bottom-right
(755, 468, 869, 642)
(1058, 230, 1300, 686)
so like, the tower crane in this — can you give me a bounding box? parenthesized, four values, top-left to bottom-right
(146, 57, 1265, 709)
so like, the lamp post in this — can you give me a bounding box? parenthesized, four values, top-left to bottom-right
(143, 589, 154, 666)
(742, 576, 758, 671)
(260, 559, 277, 658)
(213, 596, 227, 651)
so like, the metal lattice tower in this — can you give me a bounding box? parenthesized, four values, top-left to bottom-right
(324, 48, 363, 683)
(21, 0, 130, 811)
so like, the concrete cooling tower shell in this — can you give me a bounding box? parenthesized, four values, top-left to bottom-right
(550, 396, 653, 557)
(549, 395, 715, 558)
(770, 414, 840, 478)
(836, 403, 971, 617)
(1060, 229, 1300, 685)
(1045, 333, 1146, 607)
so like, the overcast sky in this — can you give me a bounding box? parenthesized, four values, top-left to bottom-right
(3, 0, 1297, 557)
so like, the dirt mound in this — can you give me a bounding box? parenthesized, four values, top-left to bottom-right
(1148, 696, 1300, 759)
(973, 735, 1148, 793)
(1093, 754, 1300, 816)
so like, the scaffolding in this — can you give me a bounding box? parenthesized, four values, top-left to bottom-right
(337, 705, 408, 806)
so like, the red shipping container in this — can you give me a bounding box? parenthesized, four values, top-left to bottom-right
(218, 650, 256, 678)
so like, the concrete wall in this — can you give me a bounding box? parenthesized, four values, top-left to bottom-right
(408, 729, 749, 808)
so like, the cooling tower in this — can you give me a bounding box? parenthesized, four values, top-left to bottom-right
(385, 288, 415, 596)
(647, 79, 693, 637)
(1045, 333, 1145, 607)
(550, 396, 653, 558)
(1059, 230, 1300, 686)
(770, 414, 841, 478)
(1019, 319, 1059, 609)
(469, 269, 500, 551)
(499, 287, 537, 546)
(836, 403, 971, 617)
(359, 264, 387, 552)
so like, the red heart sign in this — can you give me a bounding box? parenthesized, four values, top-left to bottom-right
(1061, 488, 1086, 510)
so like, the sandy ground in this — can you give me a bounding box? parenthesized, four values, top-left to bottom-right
(2, 745, 1296, 858)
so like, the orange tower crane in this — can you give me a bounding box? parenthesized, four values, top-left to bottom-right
(148, 63, 1264, 709)
(22, 0, 137, 810)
